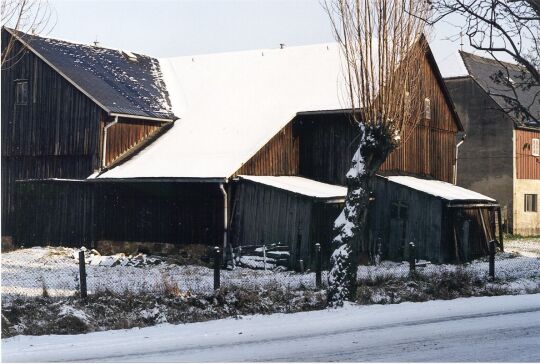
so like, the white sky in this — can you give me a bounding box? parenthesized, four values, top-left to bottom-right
(43, 1, 479, 61)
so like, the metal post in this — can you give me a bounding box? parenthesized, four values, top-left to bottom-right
(78, 250, 87, 299)
(315, 243, 322, 288)
(214, 246, 221, 290)
(409, 242, 416, 273)
(489, 240, 495, 280)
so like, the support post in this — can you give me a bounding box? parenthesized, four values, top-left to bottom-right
(497, 206, 504, 252)
(214, 246, 221, 290)
(315, 243, 322, 288)
(408, 242, 416, 273)
(489, 240, 495, 280)
(78, 250, 87, 299)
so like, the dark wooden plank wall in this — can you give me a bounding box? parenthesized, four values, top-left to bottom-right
(103, 117, 163, 167)
(14, 180, 95, 246)
(234, 123, 299, 176)
(95, 182, 223, 245)
(370, 177, 444, 262)
(231, 180, 314, 265)
(13, 180, 224, 247)
(296, 114, 358, 186)
(516, 128, 540, 179)
(1, 30, 103, 235)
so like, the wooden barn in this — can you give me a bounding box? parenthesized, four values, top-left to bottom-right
(2, 27, 500, 266)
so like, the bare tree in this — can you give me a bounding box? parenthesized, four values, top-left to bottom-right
(324, 0, 431, 306)
(427, 0, 539, 123)
(1, 0, 53, 68)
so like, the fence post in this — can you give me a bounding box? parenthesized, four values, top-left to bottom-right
(315, 243, 322, 288)
(489, 239, 495, 280)
(78, 250, 87, 299)
(408, 242, 416, 273)
(214, 246, 221, 290)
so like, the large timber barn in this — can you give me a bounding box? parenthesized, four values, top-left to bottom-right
(1, 27, 500, 266)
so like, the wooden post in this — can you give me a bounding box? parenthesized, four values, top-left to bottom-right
(214, 246, 221, 290)
(263, 245, 267, 271)
(409, 242, 416, 273)
(489, 240, 495, 280)
(315, 243, 322, 288)
(78, 250, 87, 299)
(497, 206, 504, 252)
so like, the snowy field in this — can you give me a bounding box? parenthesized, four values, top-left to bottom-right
(2, 238, 539, 301)
(3, 294, 540, 362)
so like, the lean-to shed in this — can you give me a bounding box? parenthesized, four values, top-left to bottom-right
(370, 175, 500, 263)
(231, 176, 347, 269)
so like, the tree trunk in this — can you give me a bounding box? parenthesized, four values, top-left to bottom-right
(328, 122, 395, 307)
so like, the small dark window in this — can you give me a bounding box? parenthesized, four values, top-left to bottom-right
(391, 201, 409, 219)
(524, 194, 538, 212)
(15, 80, 28, 105)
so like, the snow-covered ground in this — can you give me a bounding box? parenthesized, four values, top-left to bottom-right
(2, 238, 539, 301)
(3, 294, 540, 362)
(1, 247, 320, 301)
(505, 237, 540, 258)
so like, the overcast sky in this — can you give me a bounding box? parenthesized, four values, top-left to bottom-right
(39, 0, 490, 76)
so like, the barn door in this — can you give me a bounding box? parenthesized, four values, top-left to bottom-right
(389, 201, 408, 260)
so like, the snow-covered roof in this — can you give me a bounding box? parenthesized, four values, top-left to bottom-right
(239, 176, 347, 200)
(6, 28, 175, 120)
(384, 175, 496, 202)
(434, 50, 469, 79)
(99, 43, 348, 179)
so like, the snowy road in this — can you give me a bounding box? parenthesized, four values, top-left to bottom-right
(3, 294, 540, 362)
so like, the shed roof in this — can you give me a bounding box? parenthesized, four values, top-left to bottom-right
(5, 28, 175, 121)
(383, 175, 496, 202)
(239, 175, 347, 200)
(99, 43, 349, 179)
(460, 51, 540, 127)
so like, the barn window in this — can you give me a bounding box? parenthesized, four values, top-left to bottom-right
(391, 201, 409, 219)
(532, 138, 540, 156)
(524, 194, 538, 212)
(424, 98, 431, 120)
(15, 80, 28, 105)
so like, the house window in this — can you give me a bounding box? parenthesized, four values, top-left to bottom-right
(424, 98, 431, 120)
(524, 194, 538, 212)
(532, 138, 539, 157)
(15, 80, 28, 105)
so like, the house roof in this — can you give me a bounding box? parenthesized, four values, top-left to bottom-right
(99, 43, 349, 179)
(459, 51, 540, 127)
(5, 28, 175, 121)
(239, 175, 347, 200)
(383, 175, 496, 202)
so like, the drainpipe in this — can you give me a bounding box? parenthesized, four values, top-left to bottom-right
(454, 134, 466, 185)
(219, 183, 228, 259)
(101, 115, 119, 169)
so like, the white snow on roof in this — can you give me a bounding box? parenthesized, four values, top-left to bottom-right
(432, 49, 469, 78)
(99, 43, 348, 179)
(239, 175, 347, 199)
(384, 175, 496, 202)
